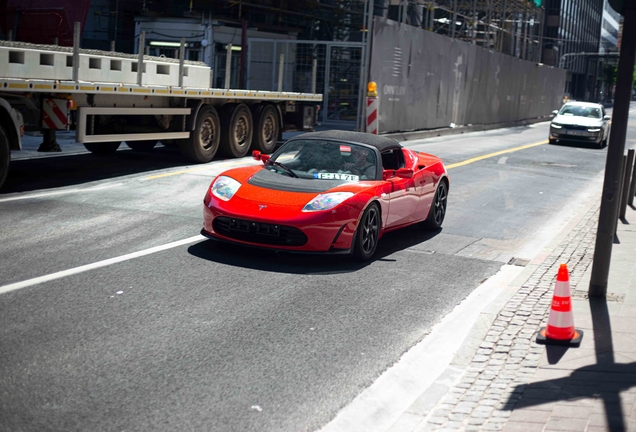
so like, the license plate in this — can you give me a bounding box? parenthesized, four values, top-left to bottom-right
(565, 130, 585, 136)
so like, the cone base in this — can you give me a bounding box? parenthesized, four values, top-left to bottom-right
(536, 327, 583, 347)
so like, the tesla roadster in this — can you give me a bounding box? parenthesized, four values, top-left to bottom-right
(202, 130, 449, 260)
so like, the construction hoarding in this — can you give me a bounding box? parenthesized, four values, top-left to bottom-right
(370, 17, 566, 133)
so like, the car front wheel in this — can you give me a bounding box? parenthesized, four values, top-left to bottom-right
(353, 203, 380, 261)
(423, 180, 448, 230)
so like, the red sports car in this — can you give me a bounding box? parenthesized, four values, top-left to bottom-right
(202, 130, 449, 260)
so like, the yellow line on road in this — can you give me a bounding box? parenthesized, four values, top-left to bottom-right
(445, 140, 548, 169)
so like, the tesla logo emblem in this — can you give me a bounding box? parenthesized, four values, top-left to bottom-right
(259, 204, 267, 210)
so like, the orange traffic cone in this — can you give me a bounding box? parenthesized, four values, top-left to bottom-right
(536, 263, 583, 347)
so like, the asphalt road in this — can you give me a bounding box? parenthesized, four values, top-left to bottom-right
(1, 112, 631, 431)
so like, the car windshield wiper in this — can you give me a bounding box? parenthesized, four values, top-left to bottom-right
(266, 159, 299, 178)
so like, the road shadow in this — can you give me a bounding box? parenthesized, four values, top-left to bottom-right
(2, 146, 215, 194)
(548, 140, 607, 150)
(504, 298, 630, 432)
(187, 225, 442, 275)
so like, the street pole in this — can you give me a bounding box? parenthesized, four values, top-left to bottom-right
(589, 3, 636, 298)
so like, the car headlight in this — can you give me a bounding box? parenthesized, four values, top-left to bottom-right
(302, 192, 354, 212)
(211, 175, 241, 201)
(551, 123, 562, 129)
(588, 128, 601, 132)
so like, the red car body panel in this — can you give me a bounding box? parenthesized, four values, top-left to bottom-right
(202, 144, 448, 254)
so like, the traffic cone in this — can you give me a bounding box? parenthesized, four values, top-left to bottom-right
(536, 263, 583, 347)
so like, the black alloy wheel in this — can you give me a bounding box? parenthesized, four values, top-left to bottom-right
(353, 203, 380, 261)
(423, 180, 448, 230)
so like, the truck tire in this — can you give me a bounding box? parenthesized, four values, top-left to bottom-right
(220, 103, 253, 158)
(179, 105, 220, 163)
(126, 140, 157, 151)
(84, 142, 121, 155)
(251, 104, 279, 154)
(0, 125, 9, 189)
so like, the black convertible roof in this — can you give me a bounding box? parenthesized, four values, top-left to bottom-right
(291, 130, 402, 152)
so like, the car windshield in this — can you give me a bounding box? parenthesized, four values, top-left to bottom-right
(558, 104, 602, 119)
(270, 140, 377, 181)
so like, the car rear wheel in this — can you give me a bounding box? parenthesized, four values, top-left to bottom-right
(353, 203, 380, 261)
(422, 180, 448, 230)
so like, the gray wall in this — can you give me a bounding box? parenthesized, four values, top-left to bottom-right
(370, 18, 567, 133)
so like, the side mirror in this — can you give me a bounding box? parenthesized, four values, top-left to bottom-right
(604, 115, 611, 121)
(252, 150, 262, 160)
(551, 110, 559, 115)
(382, 169, 394, 180)
(395, 168, 414, 179)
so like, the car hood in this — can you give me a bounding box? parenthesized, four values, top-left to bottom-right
(553, 115, 603, 127)
(218, 166, 376, 206)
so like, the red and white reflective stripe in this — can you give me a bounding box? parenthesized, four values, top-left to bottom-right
(553, 280, 571, 297)
(42, 99, 69, 130)
(367, 97, 378, 135)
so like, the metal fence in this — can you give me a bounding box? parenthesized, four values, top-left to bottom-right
(246, 39, 363, 125)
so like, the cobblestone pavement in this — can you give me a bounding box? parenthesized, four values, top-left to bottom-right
(416, 203, 602, 432)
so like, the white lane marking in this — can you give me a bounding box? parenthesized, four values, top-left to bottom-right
(320, 264, 525, 432)
(0, 235, 205, 296)
(0, 183, 124, 203)
(497, 156, 509, 165)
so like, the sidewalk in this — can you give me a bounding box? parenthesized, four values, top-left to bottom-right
(389, 196, 636, 430)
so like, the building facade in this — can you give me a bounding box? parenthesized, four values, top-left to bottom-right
(541, 0, 604, 101)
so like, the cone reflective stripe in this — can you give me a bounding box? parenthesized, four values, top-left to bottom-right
(545, 279, 575, 340)
(536, 263, 583, 346)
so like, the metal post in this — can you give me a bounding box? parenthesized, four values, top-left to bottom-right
(521, 2, 528, 59)
(73, 22, 81, 82)
(322, 45, 332, 123)
(451, 0, 457, 38)
(54, 37, 59, 46)
(589, 3, 636, 298)
(311, 58, 318, 94)
(239, 19, 247, 89)
(137, 31, 145, 86)
(7, 30, 12, 41)
(277, 53, 284, 92)
(472, 0, 477, 44)
(357, 0, 369, 132)
(537, 6, 545, 62)
(498, 0, 507, 52)
(178, 38, 186, 88)
(629, 151, 636, 206)
(360, 0, 375, 130)
(110, 40, 116, 52)
(224, 43, 233, 89)
(620, 149, 635, 219)
(486, 0, 491, 49)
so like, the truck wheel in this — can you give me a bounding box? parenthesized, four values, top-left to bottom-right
(84, 142, 121, 155)
(220, 103, 253, 158)
(126, 140, 157, 151)
(0, 125, 10, 189)
(251, 104, 279, 154)
(179, 105, 220, 163)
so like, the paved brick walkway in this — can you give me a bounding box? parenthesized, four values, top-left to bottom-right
(416, 204, 603, 432)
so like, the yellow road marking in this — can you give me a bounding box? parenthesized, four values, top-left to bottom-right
(446, 140, 548, 169)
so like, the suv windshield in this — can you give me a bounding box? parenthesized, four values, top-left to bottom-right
(558, 104, 602, 119)
(270, 140, 377, 181)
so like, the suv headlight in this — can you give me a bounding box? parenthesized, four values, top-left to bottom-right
(551, 123, 562, 129)
(302, 192, 353, 212)
(211, 176, 241, 201)
(588, 128, 601, 132)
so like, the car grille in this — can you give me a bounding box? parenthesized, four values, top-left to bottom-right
(213, 217, 308, 246)
(561, 124, 588, 130)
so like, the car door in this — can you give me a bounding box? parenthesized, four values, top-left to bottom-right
(382, 149, 418, 227)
